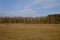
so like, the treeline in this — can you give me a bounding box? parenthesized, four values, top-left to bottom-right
(0, 14, 60, 24)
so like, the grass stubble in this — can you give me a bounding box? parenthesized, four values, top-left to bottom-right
(0, 24, 60, 40)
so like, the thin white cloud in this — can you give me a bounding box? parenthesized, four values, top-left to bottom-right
(24, 0, 60, 9)
(10, 0, 41, 17)
(19, 0, 59, 10)
(10, 8, 40, 17)
(10, 0, 60, 17)
(0, 0, 60, 17)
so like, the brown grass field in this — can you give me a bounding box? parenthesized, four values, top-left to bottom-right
(0, 24, 60, 40)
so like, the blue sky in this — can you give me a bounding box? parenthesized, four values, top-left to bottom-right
(0, 0, 60, 17)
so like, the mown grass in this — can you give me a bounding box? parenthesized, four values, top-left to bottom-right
(0, 24, 60, 40)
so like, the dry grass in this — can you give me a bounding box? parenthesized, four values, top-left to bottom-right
(0, 24, 60, 40)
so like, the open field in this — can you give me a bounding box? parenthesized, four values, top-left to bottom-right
(0, 24, 60, 40)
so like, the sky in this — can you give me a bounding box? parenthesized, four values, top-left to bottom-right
(0, 0, 60, 17)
